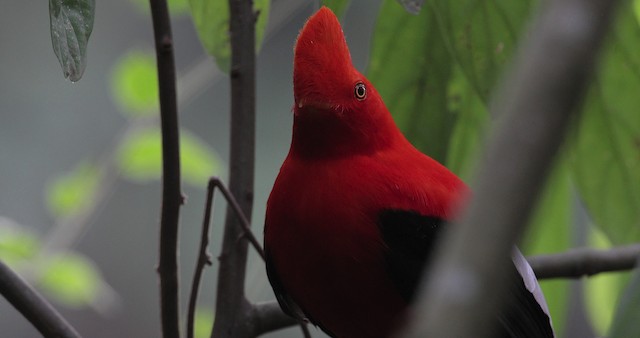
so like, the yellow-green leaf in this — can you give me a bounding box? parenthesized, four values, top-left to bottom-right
(194, 307, 214, 338)
(0, 218, 40, 265)
(110, 50, 159, 117)
(39, 252, 101, 308)
(117, 128, 222, 187)
(46, 162, 101, 219)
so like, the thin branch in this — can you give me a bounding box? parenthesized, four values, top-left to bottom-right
(211, 0, 257, 337)
(149, 0, 183, 337)
(212, 178, 265, 259)
(530, 244, 640, 279)
(399, 0, 621, 337)
(250, 301, 310, 337)
(0, 260, 80, 338)
(187, 180, 216, 338)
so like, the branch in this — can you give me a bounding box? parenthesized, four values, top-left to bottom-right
(0, 260, 80, 338)
(211, 0, 257, 337)
(530, 244, 640, 279)
(399, 0, 621, 337)
(149, 0, 182, 337)
(250, 301, 310, 337)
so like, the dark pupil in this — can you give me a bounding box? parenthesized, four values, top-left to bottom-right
(355, 84, 366, 99)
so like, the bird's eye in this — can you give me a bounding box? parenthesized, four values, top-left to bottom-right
(354, 82, 366, 101)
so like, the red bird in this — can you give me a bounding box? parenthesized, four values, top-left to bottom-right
(264, 7, 554, 338)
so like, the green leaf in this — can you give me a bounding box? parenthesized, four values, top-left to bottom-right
(39, 252, 101, 308)
(445, 65, 488, 180)
(188, 0, 270, 73)
(610, 266, 640, 338)
(426, 0, 533, 102)
(584, 226, 632, 336)
(46, 162, 101, 219)
(49, 0, 95, 82)
(117, 128, 222, 187)
(571, 5, 640, 244)
(194, 307, 214, 338)
(110, 50, 159, 117)
(0, 218, 40, 266)
(522, 162, 572, 337)
(368, 0, 454, 162)
(322, 0, 351, 19)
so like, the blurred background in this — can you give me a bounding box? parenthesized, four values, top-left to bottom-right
(1, 0, 639, 337)
(0, 1, 378, 337)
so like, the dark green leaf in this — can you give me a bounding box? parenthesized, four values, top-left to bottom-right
(522, 162, 572, 337)
(49, 0, 95, 82)
(46, 162, 101, 219)
(368, 0, 454, 162)
(188, 0, 270, 73)
(322, 0, 351, 19)
(426, 0, 533, 102)
(117, 128, 222, 186)
(571, 6, 640, 244)
(584, 227, 632, 335)
(110, 50, 159, 117)
(610, 264, 640, 338)
(396, 0, 424, 15)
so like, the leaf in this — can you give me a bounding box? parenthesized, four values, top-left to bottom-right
(194, 307, 214, 338)
(49, 0, 95, 82)
(571, 5, 640, 244)
(0, 218, 40, 266)
(117, 128, 222, 187)
(522, 162, 572, 337)
(188, 0, 270, 73)
(610, 265, 640, 338)
(584, 226, 632, 336)
(445, 65, 488, 179)
(39, 252, 101, 308)
(426, 0, 533, 102)
(396, 0, 424, 15)
(368, 0, 454, 162)
(110, 50, 159, 117)
(46, 162, 101, 219)
(322, 0, 351, 19)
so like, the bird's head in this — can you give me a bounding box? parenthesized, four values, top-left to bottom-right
(291, 7, 400, 158)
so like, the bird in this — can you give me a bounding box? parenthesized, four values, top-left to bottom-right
(264, 7, 554, 338)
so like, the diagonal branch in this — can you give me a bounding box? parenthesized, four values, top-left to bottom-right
(149, 0, 183, 337)
(530, 244, 640, 279)
(399, 0, 622, 337)
(0, 260, 80, 338)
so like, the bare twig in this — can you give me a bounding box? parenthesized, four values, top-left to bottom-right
(0, 260, 81, 338)
(149, 0, 183, 337)
(530, 244, 640, 279)
(212, 178, 265, 259)
(211, 0, 257, 337)
(250, 301, 310, 337)
(187, 180, 216, 338)
(399, 0, 622, 337)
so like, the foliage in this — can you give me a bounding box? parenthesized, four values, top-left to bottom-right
(49, 0, 95, 81)
(368, 0, 640, 335)
(188, 0, 270, 72)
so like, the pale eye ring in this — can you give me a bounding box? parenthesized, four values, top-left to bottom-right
(354, 82, 366, 101)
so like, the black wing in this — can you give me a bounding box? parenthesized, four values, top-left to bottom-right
(265, 248, 338, 337)
(378, 209, 554, 338)
(265, 248, 307, 321)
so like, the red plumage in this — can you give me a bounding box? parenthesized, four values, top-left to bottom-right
(265, 7, 552, 338)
